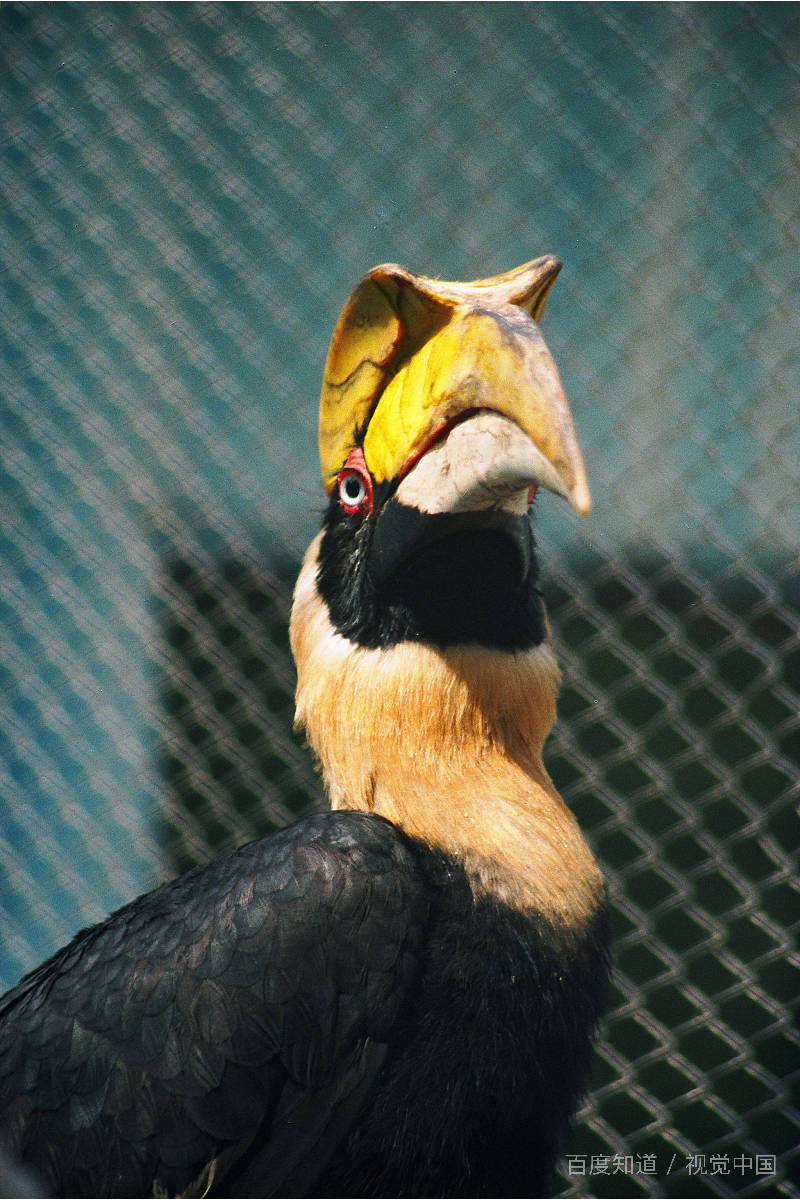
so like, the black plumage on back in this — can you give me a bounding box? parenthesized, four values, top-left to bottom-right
(0, 813, 428, 1197)
(0, 811, 607, 1198)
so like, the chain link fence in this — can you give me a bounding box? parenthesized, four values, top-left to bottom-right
(1, 3, 798, 1196)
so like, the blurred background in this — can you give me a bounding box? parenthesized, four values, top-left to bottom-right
(1, 3, 798, 1195)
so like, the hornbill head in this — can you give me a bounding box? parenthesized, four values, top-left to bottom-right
(307, 256, 588, 651)
(290, 258, 597, 918)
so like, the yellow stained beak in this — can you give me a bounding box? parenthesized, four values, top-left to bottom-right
(319, 257, 590, 516)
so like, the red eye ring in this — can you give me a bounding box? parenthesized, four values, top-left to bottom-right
(337, 447, 374, 517)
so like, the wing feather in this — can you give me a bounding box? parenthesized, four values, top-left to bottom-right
(0, 811, 428, 1197)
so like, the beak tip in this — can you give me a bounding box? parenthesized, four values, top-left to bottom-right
(571, 481, 592, 518)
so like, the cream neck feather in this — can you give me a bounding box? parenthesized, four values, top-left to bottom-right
(290, 533, 603, 930)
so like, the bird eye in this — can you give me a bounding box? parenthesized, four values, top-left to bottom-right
(337, 447, 374, 517)
(339, 471, 366, 509)
(337, 450, 374, 518)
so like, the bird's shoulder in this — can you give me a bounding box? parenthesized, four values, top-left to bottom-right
(0, 811, 431, 1197)
(1, 809, 430, 1048)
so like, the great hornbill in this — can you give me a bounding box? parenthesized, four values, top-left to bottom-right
(0, 257, 609, 1198)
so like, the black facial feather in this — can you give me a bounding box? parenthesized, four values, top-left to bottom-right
(316, 484, 548, 651)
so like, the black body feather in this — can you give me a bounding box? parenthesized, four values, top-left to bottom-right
(0, 810, 607, 1197)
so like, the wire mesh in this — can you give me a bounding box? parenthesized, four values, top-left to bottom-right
(1, 3, 798, 1196)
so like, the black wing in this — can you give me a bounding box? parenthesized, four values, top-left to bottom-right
(0, 810, 429, 1198)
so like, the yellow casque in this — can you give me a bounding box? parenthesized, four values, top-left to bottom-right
(318, 256, 591, 515)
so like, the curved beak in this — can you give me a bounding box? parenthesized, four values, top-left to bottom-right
(319, 257, 590, 517)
